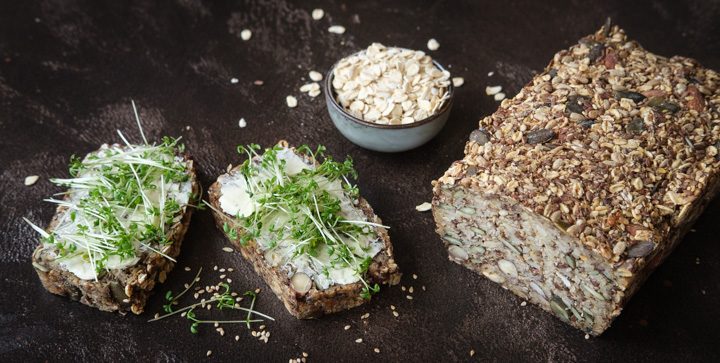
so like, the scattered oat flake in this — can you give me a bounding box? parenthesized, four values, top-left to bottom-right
(470, 349, 475, 357)
(207, 350, 212, 357)
(355, 338, 363, 343)
(309, 70, 323, 82)
(240, 29, 252, 41)
(487, 71, 494, 76)
(412, 274, 418, 280)
(585, 334, 590, 339)
(184, 266, 191, 271)
(374, 348, 380, 353)
(311, 8, 324, 20)
(392, 311, 399, 317)
(415, 202, 432, 212)
(344, 325, 351, 330)
(452, 77, 464, 87)
(494, 92, 506, 101)
(24, 175, 39, 186)
(427, 38, 440, 51)
(254, 80, 264, 86)
(286, 95, 298, 108)
(238, 118, 247, 128)
(235, 335, 240, 341)
(485, 85, 502, 95)
(520, 301, 527, 306)
(230, 77, 239, 84)
(223, 246, 234, 253)
(328, 25, 345, 34)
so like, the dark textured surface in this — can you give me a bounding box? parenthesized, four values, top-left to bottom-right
(1, 0, 719, 361)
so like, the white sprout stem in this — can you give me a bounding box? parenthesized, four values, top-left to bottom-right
(131, 99, 148, 145)
(23, 218, 50, 238)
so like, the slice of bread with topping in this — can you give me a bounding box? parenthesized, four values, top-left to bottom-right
(28, 139, 199, 314)
(207, 141, 400, 318)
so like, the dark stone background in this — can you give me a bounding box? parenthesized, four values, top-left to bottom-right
(1, 0, 719, 361)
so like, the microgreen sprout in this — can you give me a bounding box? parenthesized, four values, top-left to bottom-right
(24, 102, 195, 280)
(227, 144, 389, 299)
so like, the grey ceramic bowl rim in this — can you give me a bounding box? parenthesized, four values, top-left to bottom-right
(324, 49, 455, 130)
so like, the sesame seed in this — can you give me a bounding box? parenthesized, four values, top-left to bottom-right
(226, 278, 232, 283)
(223, 246, 234, 253)
(427, 38, 440, 51)
(344, 325, 351, 330)
(470, 349, 475, 357)
(220, 274, 226, 279)
(213, 265, 218, 271)
(184, 266, 191, 271)
(240, 29, 252, 41)
(360, 313, 369, 319)
(390, 305, 395, 310)
(328, 25, 346, 34)
(355, 338, 362, 343)
(412, 274, 418, 280)
(302, 352, 308, 358)
(401, 286, 406, 291)
(228, 268, 234, 272)
(392, 311, 399, 317)
(521, 301, 527, 306)
(409, 286, 414, 293)
(374, 348, 380, 353)
(286, 96, 298, 108)
(422, 285, 426, 291)
(255, 288, 261, 294)
(230, 78, 239, 84)
(254, 80, 264, 86)
(406, 295, 413, 300)
(206, 350, 212, 357)
(585, 334, 590, 339)
(235, 335, 240, 341)
(311, 8, 324, 20)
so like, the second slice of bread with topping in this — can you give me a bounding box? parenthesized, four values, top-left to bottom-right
(207, 141, 400, 318)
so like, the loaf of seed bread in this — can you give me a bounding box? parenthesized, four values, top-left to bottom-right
(432, 24, 720, 335)
(32, 147, 199, 314)
(208, 143, 401, 318)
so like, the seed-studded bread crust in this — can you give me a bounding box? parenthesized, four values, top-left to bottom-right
(433, 24, 720, 335)
(208, 145, 401, 319)
(31, 151, 199, 315)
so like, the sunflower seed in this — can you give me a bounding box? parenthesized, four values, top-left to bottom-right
(525, 129, 556, 144)
(627, 241, 654, 258)
(614, 90, 646, 103)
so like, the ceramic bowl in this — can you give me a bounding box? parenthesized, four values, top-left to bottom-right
(324, 55, 454, 153)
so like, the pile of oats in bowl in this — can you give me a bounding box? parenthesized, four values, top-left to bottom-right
(331, 43, 451, 125)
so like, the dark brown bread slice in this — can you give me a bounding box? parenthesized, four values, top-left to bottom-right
(31, 153, 199, 314)
(208, 146, 401, 319)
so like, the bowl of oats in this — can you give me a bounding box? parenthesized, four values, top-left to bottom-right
(325, 43, 454, 152)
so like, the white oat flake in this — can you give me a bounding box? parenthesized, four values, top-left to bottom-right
(308, 70, 323, 82)
(240, 29, 252, 41)
(485, 85, 502, 95)
(328, 25, 345, 34)
(415, 202, 432, 212)
(494, 92, 506, 101)
(311, 8, 324, 20)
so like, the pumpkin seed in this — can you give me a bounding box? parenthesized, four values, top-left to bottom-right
(550, 296, 570, 322)
(497, 259, 518, 278)
(626, 118, 644, 134)
(444, 235, 463, 246)
(530, 282, 547, 300)
(565, 95, 588, 114)
(614, 90, 646, 103)
(578, 119, 595, 128)
(460, 207, 476, 215)
(627, 241, 654, 258)
(526, 128, 556, 144)
(582, 283, 607, 301)
(588, 43, 605, 62)
(448, 245, 469, 261)
(469, 128, 491, 145)
(569, 305, 583, 321)
(582, 308, 595, 322)
(564, 255, 576, 269)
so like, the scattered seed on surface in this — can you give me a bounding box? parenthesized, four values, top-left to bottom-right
(230, 77, 239, 84)
(361, 313, 370, 319)
(415, 202, 432, 212)
(254, 80, 264, 86)
(412, 274, 418, 280)
(311, 8, 324, 20)
(521, 301, 527, 306)
(485, 85, 502, 95)
(238, 118, 247, 128)
(427, 38, 440, 51)
(470, 349, 475, 357)
(222, 246, 234, 252)
(235, 335, 240, 341)
(328, 25, 345, 34)
(493, 92, 506, 101)
(184, 266, 191, 271)
(355, 338, 363, 343)
(207, 350, 212, 357)
(487, 71, 494, 76)
(392, 311, 399, 317)
(309, 70, 323, 82)
(24, 175, 39, 186)
(374, 348, 380, 353)
(344, 325, 351, 330)
(406, 295, 413, 300)
(585, 334, 590, 340)
(286, 95, 298, 108)
(452, 77, 464, 87)
(240, 29, 252, 41)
